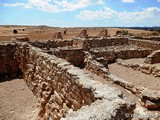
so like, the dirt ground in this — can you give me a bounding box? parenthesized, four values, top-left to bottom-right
(108, 63, 160, 90)
(123, 58, 160, 67)
(0, 78, 38, 120)
(0, 26, 153, 41)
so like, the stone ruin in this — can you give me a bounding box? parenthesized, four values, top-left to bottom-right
(98, 29, 108, 37)
(11, 37, 30, 42)
(76, 29, 88, 38)
(53, 32, 63, 40)
(0, 35, 160, 120)
(145, 49, 160, 64)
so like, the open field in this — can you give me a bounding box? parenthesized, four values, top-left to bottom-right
(0, 26, 156, 41)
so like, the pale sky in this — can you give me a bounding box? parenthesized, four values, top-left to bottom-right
(0, 0, 160, 27)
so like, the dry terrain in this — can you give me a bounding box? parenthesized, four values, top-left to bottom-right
(0, 26, 154, 41)
(0, 26, 160, 120)
(0, 79, 38, 120)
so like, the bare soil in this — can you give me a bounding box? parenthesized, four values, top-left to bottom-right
(123, 58, 160, 67)
(0, 79, 38, 120)
(108, 63, 160, 90)
(0, 26, 153, 41)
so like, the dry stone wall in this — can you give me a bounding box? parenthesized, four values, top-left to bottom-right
(90, 48, 151, 64)
(84, 51, 110, 78)
(131, 36, 160, 42)
(2, 37, 159, 119)
(76, 29, 88, 38)
(14, 42, 135, 120)
(82, 37, 128, 49)
(116, 59, 160, 77)
(16, 43, 96, 119)
(29, 40, 73, 49)
(107, 74, 160, 110)
(145, 50, 160, 64)
(98, 29, 108, 37)
(128, 39, 160, 51)
(46, 48, 85, 68)
(0, 42, 20, 79)
(53, 32, 63, 39)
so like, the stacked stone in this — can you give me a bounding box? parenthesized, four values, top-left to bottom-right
(82, 37, 128, 49)
(128, 39, 160, 51)
(90, 47, 151, 64)
(145, 49, 160, 64)
(0, 42, 20, 78)
(17, 45, 95, 119)
(53, 32, 63, 40)
(15, 43, 135, 120)
(98, 29, 108, 37)
(16, 37, 30, 42)
(76, 29, 88, 38)
(84, 51, 110, 78)
(117, 59, 160, 77)
(29, 40, 73, 49)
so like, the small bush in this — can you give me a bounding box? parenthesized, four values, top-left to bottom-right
(141, 31, 159, 37)
(151, 31, 159, 36)
(116, 30, 128, 35)
(13, 29, 18, 34)
(116, 30, 121, 35)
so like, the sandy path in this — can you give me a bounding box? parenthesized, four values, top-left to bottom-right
(0, 79, 38, 120)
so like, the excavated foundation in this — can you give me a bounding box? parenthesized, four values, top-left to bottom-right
(0, 37, 160, 120)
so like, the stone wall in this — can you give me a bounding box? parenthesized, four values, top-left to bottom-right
(90, 48, 151, 64)
(15, 43, 96, 119)
(149, 36, 160, 41)
(131, 36, 160, 42)
(0, 42, 20, 79)
(76, 29, 88, 38)
(84, 51, 110, 78)
(52, 32, 63, 40)
(14, 43, 134, 120)
(46, 48, 85, 68)
(145, 50, 160, 64)
(98, 29, 108, 37)
(128, 39, 160, 51)
(117, 59, 160, 77)
(29, 40, 73, 49)
(115, 49, 151, 59)
(82, 37, 128, 49)
(107, 74, 160, 110)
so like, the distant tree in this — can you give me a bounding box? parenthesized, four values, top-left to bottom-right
(152, 31, 159, 36)
(13, 29, 18, 36)
(121, 30, 128, 35)
(116, 30, 128, 36)
(64, 30, 66, 34)
(23, 29, 25, 31)
(116, 30, 122, 35)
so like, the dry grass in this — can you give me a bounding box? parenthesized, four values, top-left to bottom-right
(0, 26, 156, 42)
